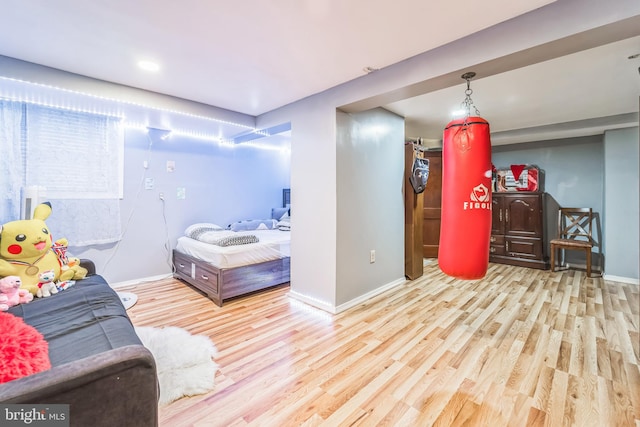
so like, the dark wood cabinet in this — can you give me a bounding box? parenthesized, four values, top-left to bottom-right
(490, 192, 548, 269)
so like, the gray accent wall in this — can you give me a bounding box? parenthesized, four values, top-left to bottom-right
(492, 135, 604, 215)
(492, 135, 605, 267)
(492, 130, 640, 281)
(336, 108, 405, 306)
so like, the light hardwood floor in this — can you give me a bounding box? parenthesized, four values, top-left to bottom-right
(119, 262, 640, 427)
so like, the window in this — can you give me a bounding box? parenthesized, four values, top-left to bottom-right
(25, 105, 124, 199)
(0, 101, 124, 246)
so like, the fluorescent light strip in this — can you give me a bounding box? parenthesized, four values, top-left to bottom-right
(0, 93, 125, 119)
(1, 77, 293, 151)
(171, 129, 226, 144)
(0, 94, 285, 151)
(125, 123, 222, 142)
(124, 123, 289, 152)
(164, 128, 290, 151)
(0, 76, 255, 131)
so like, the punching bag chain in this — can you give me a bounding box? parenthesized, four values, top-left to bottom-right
(460, 72, 480, 119)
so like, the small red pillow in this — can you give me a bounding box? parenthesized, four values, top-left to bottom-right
(0, 312, 51, 384)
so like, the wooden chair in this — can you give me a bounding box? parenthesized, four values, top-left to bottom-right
(549, 207, 595, 277)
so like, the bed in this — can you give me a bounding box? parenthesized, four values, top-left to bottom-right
(172, 190, 291, 306)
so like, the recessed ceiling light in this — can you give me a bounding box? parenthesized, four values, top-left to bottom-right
(138, 60, 160, 72)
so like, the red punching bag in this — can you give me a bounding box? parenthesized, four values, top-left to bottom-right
(438, 116, 492, 279)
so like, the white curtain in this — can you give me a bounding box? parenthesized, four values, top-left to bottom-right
(0, 102, 123, 246)
(24, 105, 124, 246)
(44, 199, 122, 246)
(0, 100, 24, 223)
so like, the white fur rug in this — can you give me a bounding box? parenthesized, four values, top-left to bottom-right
(135, 326, 219, 406)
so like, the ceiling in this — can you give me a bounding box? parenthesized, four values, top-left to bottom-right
(386, 35, 640, 145)
(0, 0, 638, 145)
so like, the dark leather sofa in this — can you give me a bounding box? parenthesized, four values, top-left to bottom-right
(0, 262, 158, 427)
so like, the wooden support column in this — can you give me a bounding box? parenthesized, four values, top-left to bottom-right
(404, 143, 424, 279)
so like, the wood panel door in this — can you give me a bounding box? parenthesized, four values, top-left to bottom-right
(422, 150, 442, 258)
(491, 196, 505, 235)
(504, 194, 542, 238)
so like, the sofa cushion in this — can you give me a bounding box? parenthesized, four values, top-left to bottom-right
(8, 275, 142, 367)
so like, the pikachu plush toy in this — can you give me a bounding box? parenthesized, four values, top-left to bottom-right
(0, 202, 86, 296)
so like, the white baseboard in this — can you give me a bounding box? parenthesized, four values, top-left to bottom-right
(288, 291, 336, 313)
(555, 262, 637, 285)
(602, 274, 639, 285)
(110, 273, 173, 289)
(288, 277, 407, 314)
(335, 277, 407, 314)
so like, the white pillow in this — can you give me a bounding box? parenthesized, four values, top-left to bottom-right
(185, 223, 223, 238)
(277, 218, 290, 231)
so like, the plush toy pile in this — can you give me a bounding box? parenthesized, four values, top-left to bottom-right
(0, 276, 33, 311)
(0, 202, 88, 304)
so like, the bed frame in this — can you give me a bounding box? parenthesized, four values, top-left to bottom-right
(172, 250, 290, 306)
(173, 188, 291, 306)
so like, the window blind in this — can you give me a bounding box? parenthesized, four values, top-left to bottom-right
(25, 105, 124, 199)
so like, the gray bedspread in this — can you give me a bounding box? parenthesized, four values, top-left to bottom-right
(8, 274, 142, 367)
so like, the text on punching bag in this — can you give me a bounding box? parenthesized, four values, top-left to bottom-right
(463, 183, 491, 211)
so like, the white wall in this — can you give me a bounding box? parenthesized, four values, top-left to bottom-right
(285, 102, 339, 311)
(603, 127, 639, 282)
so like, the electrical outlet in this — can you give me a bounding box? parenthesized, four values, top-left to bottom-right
(370, 250, 376, 263)
(159, 192, 164, 200)
(177, 187, 186, 200)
